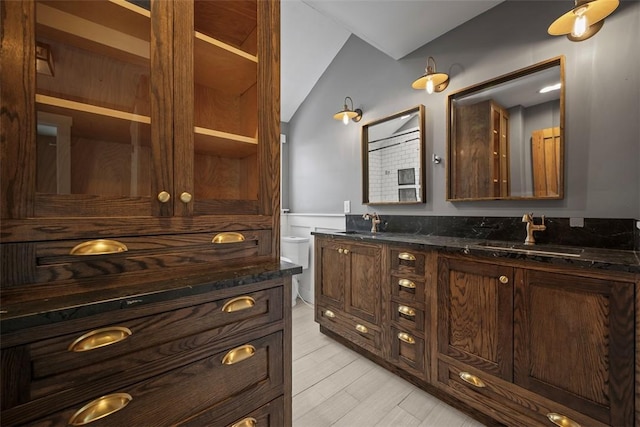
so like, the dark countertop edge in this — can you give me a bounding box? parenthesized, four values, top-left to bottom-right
(0, 261, 302, 334)
(312, 231, 640, 274)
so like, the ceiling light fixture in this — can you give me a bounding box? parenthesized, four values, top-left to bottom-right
(539, 83, 562, 94)
(548, 0, 619, 42)
(412, 56, 449, 94)
(333, 96, 362, 125)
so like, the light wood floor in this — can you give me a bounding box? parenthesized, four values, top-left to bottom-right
(292, 300, 486, 427)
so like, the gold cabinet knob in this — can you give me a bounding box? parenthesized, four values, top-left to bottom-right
(68, 393, 132, 426)
(355, 324, 368, 334)
(222, 296, 255, 313)
(398, 279, 416, 289)
(459, 371, 487, 388)
(398, 252, 416, 261)
(222, 344, 256, 365)
(547, 413, 581, 427)
(68, 327, 132, 352)
(179, 191, 192, 203)
(338, 248, 344, 254)
(343, 249, 349, 254)
(397, 332, 416, 344)
(499, 275, 509, 284)
(157, 191, 170, 203)
(231, 418, 257, 427)
(69, 239, 128, 256)
(324, 310, 336, 319)
(398, 305, 416, 317)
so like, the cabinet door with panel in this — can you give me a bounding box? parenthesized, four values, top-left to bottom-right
(2, 0, 279, 221)
(514, 270, 635, 426)
(437, 256, 514, 381)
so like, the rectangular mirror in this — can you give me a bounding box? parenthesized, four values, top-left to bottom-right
(362, 105, 425, 205)
(447, 56, 565, 201)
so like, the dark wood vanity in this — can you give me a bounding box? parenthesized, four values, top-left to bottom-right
(314, 230, 639, 427)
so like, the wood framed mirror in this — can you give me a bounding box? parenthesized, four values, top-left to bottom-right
(447, 56, 565, 201)
(362, 105, 425, 205)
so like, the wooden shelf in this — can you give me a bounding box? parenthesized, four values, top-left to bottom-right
(36, 94, 151, 146)
(194, 33, 257, 95)
(37, 0, 150, 66)
(194, 0, 257, 56)
(194, 128, 257, 158)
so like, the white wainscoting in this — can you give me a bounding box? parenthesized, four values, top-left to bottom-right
(281, 213, 346, 303)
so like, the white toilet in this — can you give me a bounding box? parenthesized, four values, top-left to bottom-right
(281, 236, 309, 307)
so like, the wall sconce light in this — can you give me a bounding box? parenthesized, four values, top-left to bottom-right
(333, 96, 363, 125)
(412, 56, 449, 94)
(548, 0, 619, 41)
(36, 41, 55, 76)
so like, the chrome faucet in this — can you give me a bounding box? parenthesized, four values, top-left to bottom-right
(363, 212, 381, 233)
(522, 213, 546, 245)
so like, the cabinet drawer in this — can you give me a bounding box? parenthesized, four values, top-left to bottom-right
(316, 305, 382, 357)
(17, 331, 284, 427)
(390, 274, 425, 305)
(391, 300, 424, 333)
(390, 326, 426, 379)
(28, 286, 283, 399)
(437, 360, 606, 427)
(186, 395, 285, 427)
(21, 230, 272, 286)
(390, 248, 425, 276)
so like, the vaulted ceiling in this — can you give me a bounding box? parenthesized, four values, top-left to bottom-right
(280, 0, 505, 122)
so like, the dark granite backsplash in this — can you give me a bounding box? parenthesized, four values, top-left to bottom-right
(346, 215, 639, 251)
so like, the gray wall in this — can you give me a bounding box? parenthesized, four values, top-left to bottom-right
(284, 1, 640, 219)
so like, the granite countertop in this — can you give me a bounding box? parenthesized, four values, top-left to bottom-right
(313, 231, 640, 274)
(0, 261, 302, 335)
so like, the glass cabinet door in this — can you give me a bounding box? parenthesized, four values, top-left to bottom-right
(34, 0, 170, 217)
(174, 0, 260, 216)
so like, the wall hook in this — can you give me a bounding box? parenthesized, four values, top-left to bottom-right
(432, 154, 442, 164)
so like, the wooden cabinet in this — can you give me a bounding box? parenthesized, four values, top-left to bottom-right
(315, 237, 383, 356)
(450, 99, 509, 199)
(1, 0, 280, 287)
(1, 279, 289, 426)
(388, 246, 433, 380)
(436, 255, 636, 427)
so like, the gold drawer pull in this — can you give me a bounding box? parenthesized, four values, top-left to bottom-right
(355, 324, 368, 334)
(70, 239, 128, 256)
(397, 332, 415, 344)
(68, 393, 132, 425)
(398, 305, 416, 317)
(398, 279, 416, 289)
(499, 275, 509, 284)
(324, 310, 336, 319)
(232, 417, 257, 427)
(546, 413, 581, 427)
(222, 344, 256, 365)
(68, 327, 132, 352)
(459, 371, 486, 388)
(222, 296, 256, 313)
(212, 232, 246, 244)
(398, 252, 416, 261)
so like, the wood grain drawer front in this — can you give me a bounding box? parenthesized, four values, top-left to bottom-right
(25, 332, 284, 427)
(391, 274, 425, 305)
(28, 286, 283, 399)
(25, 230, 271, 285)
(182, 395, 285, 427)
(390, 248, 425, 276)
(437, 361, 605, 427)
(391, 301, 424, 333)
(390, 326, 426, 379)
(315, 305, 382, 357)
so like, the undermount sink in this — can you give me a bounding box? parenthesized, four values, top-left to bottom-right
(476, 241, 583, 258)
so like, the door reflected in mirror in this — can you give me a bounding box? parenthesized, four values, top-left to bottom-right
(362, 105, 425, 205)
(447, 56, 565, 201)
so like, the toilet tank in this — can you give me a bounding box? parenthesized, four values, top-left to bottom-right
(281, 236, 309, 269)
